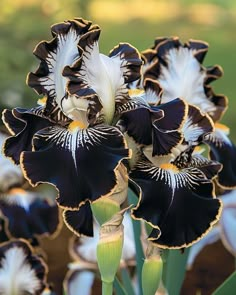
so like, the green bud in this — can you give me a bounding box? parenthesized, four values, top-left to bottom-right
(142, 243, 163, 295)
(91, 198, 120, 226)
(96, 211, 124, 284)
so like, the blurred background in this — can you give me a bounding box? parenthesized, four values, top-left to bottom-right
(0, 0, 236, 139)
(0, 1, 236, 294)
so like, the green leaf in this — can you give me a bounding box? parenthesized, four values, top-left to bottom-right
(212, 271, 236, 295)
(114, 276, 128, 295)
(121, 268, 135, 295)
(162, 248, 190, 295)
(128, 188, 145, 295)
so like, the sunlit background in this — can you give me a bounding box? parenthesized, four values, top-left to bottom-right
(0, 0, 236, 142)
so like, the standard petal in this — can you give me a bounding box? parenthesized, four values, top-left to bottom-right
(27, 18, 97, 107)
(204, 123, 236, 188)
(2, 107, 55, 164)
(20, 125, 130, 210)
(0, 240, 47, 295)
(130, 156, 222, 248)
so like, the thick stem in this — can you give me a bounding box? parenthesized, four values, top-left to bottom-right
(102, 281, 113, 295)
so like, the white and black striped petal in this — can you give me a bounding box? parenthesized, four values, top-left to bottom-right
(0, 240, 47, 295)
(2, 107, 55, 165)
(204, 123, 236, 189)
(130, 156, 222, 249)
(182, 104, 214, 145)
(20, 124, 130, 210)
(64, 36, 142, 124)
(0, 188, 60, 240)
(27, 18, 96, 108)
(63, 201, 94, 237)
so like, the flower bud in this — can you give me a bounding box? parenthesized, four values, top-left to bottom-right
(142, 243, 163, 295)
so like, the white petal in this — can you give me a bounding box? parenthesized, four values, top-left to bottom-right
(66, 270, 95, 295)
(0, 246, 41, 294)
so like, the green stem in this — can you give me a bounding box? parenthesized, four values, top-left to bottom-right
(102, 281, 113, 295)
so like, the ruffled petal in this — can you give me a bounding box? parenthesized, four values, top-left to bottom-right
(20, 125, 130, 209)
(27, 18, 97, 110)
(204, 123, 236, 188)
(142, 37, 226, 120)
(0, 240, 47, 295)
(182, 104, 214, 145)
(130, 155, 222, 248)
(63, 201, 93, 237)
(64, 33, 142, 124)
(2, 107, 55, 164)
(0, 189, 60, 240)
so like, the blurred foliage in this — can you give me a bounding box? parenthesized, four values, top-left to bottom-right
(0, 0, 236, 140)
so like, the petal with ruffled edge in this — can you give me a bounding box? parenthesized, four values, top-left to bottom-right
(64, 29, 142, 124)
(204, 123, 236, 189)
(143, 38, 226, 120)
(2, 107, 55, 164)
(130, 155, 222, 248)
(27, 18, 99, 121)
(0, 188, 61, 240)
(20, 124, 130, 210)
(182, 104, 214, 145)
(63, 201, 93, 237)
(0, 240, 47, 295)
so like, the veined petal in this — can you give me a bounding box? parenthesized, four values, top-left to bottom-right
(2, 107, 55, 165)
(64, 34, 142, 124)
(20, 125, 130, 210)
(0, 188, 60, 240)
(143, 38, 226, 120)
(27, 18, 97, 109)
(130, 155, 222, 248)
(0, 240, 47, 295)
(182, 104, 214, 145)
(204, 123, 236, 189)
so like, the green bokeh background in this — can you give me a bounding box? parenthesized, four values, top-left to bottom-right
(0, 0, 235, 140)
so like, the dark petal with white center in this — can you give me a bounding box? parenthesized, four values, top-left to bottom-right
(182, 104, 214, 145)
(204, 130, 236, 188)
(0, 240, 47, 295)
(109, 43, 142, 84)
(63, 201, 93, 237)
(27, 18, 96, 101)
(0, 197, 60, 240)
(2, 107, 54, 164)
(130, 156, 222, 248)
(20, 125, 130, 210)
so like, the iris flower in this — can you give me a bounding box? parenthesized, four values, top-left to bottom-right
(2, 18, 142, 235)
(0, 240, 47, 295)
(1, 18, 225, 250)
(134, 37, 236, 189)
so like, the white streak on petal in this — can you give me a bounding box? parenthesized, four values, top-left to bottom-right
(182, 116, 204, 143)
(159, 48, 215, 113)
(0, 247, 41, 294)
